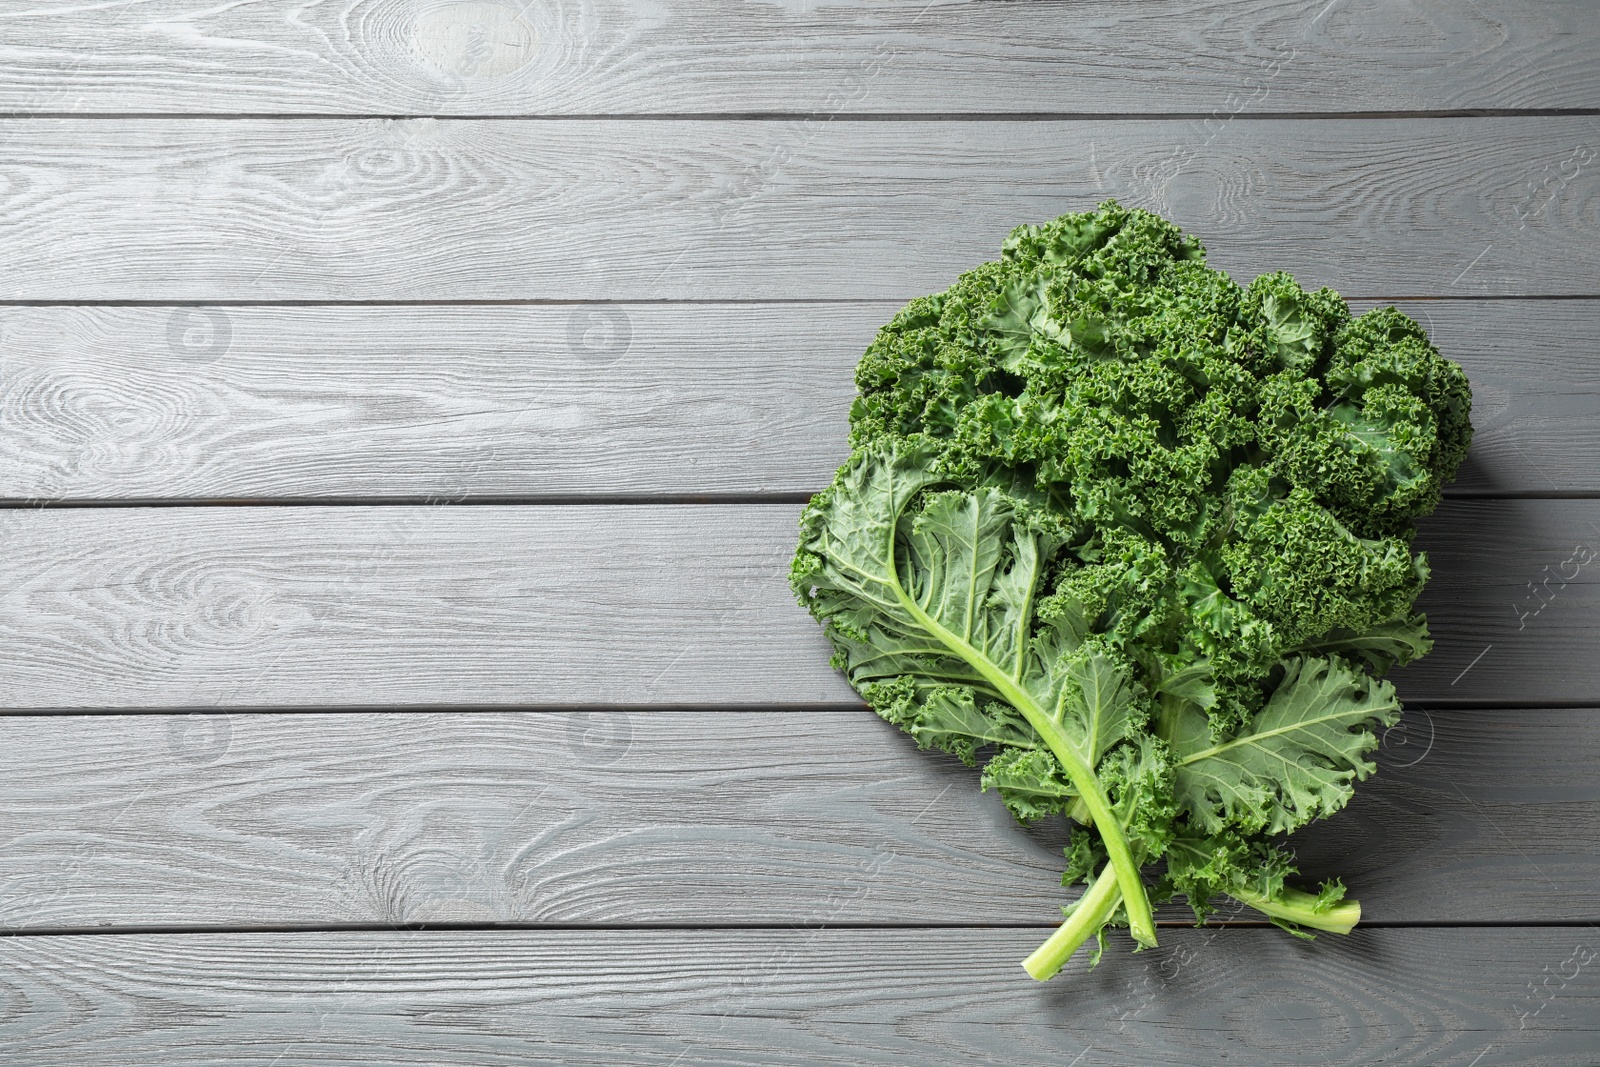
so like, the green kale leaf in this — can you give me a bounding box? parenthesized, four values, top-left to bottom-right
(792, 200, 1472, 980)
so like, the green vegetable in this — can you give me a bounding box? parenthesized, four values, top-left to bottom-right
(790, 201, 1471, 980)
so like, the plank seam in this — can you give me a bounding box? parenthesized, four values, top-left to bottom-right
(3, 920, 1596, 938)
(2, 109, 1598, 122)
(1, 699, 1595, 716)
(3, 295, 1597, 307)
(0, 495, 819, 509)
(0, 489, 1590, 508)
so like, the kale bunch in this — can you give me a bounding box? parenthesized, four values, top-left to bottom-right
(791, 201, 1471, 978)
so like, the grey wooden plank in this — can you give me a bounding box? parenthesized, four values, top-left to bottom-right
(0, 299, 1591, 501)
(0, 498, 1595, 708)
(1409, 498, 1600, 703)
(1, 927, 1594, 1065)
(1292, 704, 1600, 921)
(0, 708, 1593, 931)
(0, 303, 868, 502)
(0, 504, 838, 709)
(0, 0, 1593, 116)
(0, 118, 1594, 300)
(0, 709, 1073, 931)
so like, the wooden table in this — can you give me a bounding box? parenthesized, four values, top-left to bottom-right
(1, 2, 1597, 1063)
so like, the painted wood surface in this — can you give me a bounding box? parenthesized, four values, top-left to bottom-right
(0, 0, 1594, 116)
(0, 298, 1592, 501)
(0, 707, 1593, 932)
(0, 119, 1595, 301)
(1, 927, 1595, 1066)
(0, 498, 1590, 709)
(1, 5, 1594, 1062)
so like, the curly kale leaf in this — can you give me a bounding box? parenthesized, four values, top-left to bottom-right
(1294, 613, 1432, 676)
(1170, 656, 1400, 836)
(793, 445, 1164, 945)
(1161, 832, 1359, 936)
(793, 200, 1471, 980)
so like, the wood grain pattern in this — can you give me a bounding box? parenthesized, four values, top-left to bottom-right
(0, 498, 1593, 708)
(1410, 498, 1600, 703)
(0, 0, 1593, 116)
(0, 707, 1594, 932)
(0, 5, 1591, 1060)
(0, 499, 1587, 710)
(2, 927, 1595, 1066)
(0, 302, 869, 501)
(0, 299, 1592, 501)
(0, 504, 832, 709)
(0, 118, 1595, 300)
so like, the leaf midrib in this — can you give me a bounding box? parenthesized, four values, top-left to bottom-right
(868, 464, 1158, 946)
(1177, 693, 1398, 767)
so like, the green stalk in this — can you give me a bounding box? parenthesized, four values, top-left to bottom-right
(1010, 698, 1158, 949)
(1022, 862, 1122, 981)
(890, 591, 1158, 948)
(871, 497, 1155, 949)
(1229, 886, 1361, 935)
(1025, 879, 1362, 978)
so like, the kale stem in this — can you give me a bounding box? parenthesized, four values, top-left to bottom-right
(1016, 707, 1158, 948)
(1228, 886, 1362, 935)
(1022, 881, 1361, 980)
(1022, 862, 1122, 981)
(889, 587, 1158, 948)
